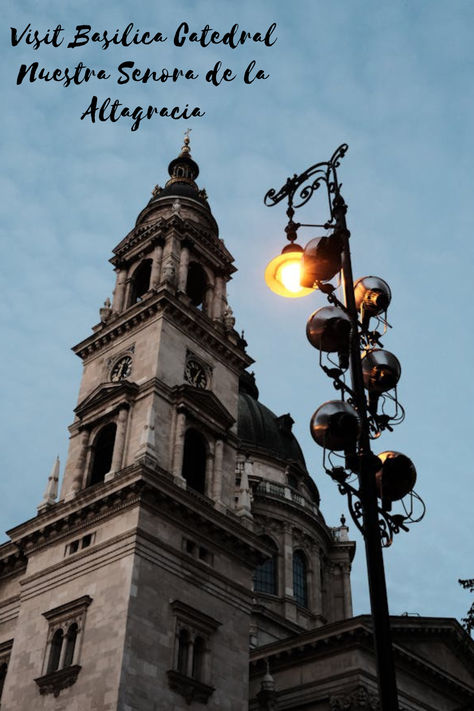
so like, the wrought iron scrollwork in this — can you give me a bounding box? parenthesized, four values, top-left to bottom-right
(328, 467, 423, 548)
(264, 143, 349, 219)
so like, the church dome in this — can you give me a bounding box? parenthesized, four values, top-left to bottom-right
(238, 372, 307, 471)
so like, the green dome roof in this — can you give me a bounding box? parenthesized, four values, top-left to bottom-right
(238, 373, 307, 471)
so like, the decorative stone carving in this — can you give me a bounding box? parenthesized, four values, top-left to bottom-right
(99, 297, 112, 323)
(329, 684, 379, 710)
(223, 304, 236, 331)
(172, 198, 182, 215)
(34, 665, 81, 697)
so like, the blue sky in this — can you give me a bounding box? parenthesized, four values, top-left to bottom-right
(1, 0, 473, 625)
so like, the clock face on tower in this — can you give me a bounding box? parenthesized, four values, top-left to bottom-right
(110, 355, 133, 382)
(184, 358, 207, 389)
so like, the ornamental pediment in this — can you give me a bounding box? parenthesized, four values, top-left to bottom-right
(174, 384, 235, 434)
(74, 381, 138, 421)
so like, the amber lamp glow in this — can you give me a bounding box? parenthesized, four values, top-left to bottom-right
(264, 244, 315, 298)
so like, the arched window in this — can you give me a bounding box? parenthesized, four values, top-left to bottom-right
(287, 473, 299, 489)
(129, 259, 152, 305)
(293, 550, 308, 607)
(254, 536, 278, 595)
(89, 423, 116, 486)
(63, 623, 78, 668)
(47, 629, 63, 673)
(177, 629, 189, 675)
(182, 429, 207, 494)
(0, 662, 8, 701)
(192, 636, 205, 680)
(186, 262, 207, 309)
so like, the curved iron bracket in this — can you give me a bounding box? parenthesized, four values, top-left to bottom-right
(328, 469, 423, 548)
(264, 144, 349, 221)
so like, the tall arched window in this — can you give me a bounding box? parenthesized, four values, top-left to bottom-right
(89, 423, 116, 486)
(192, 636, 205, 680)
(182, 429, 207, 494)
(63, 623, 78, 667)
(186, 262, 207, 309)
(47, 629, 63, 673)
(293, 550, 308, 608)
(129, 259, 152, 305)
(254, 536, 278, 595)
(177, 629, 189, 675)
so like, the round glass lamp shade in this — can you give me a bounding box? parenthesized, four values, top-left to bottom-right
(375, 450, 416, 502)
(361, 349, 401, 393)
(265, 244, 315, 298)
(354, 276, 392, 315)
(310, 400, 361, 451)
(306, 306, 352, 353)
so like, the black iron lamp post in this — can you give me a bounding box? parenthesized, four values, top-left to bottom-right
(264, 144, 425, 711)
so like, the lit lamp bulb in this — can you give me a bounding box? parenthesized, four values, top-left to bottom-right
(264, 244, 315, 298)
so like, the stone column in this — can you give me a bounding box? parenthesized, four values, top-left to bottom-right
(282, 523, 293, 598)
(172, 411, 187, 486)
(112, 268, 127, 313)
(161, 233, 179, 289)
(212, 439, 224, 503)
(57, 631, 68, 670)
(213, 276, 225, 320)
(150, 243, 163, 289)
(105, 407, 128, 481)
(311, 546, 323, 618)
(178, 244, 190, 292)
(69, 430, 90, 497)
(204, 284, 214, 315)
(342, 562, 353, 618)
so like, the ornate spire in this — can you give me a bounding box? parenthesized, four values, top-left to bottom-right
(37, 456, 60, 512)
(166, 130, 200, 189)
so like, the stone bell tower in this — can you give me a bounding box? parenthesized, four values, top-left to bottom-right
(0, 137, 268, 710)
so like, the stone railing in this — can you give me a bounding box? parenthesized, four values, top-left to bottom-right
(253, 480, 320, 517)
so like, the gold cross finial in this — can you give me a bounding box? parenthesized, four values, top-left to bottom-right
(181, 128, 192, 155)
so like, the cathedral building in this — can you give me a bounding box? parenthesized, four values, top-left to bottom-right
(0, 138, 472, 710)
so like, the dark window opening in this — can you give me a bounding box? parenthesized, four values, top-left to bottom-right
(0, 662, 7, 701)
(129, 259, 152, 305)
(293, 550, 308, 607)
(82, 534, 92, 549)
(177, 629, 189, 675)
(287, 473, 299, 489)
(192, 636, 205, 680)
(89, 423, 116, 486)
(186, 263, 207, 309)
(63, 623, 78, 668)
(69, 540, 79, 554)
(254, 536, 278, 595)
(47, 629, 63, 673)
(182, 429, 207, 494)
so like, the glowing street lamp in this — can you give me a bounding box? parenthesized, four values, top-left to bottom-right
(263, 144, 425, 711)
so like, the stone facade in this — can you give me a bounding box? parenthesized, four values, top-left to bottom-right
(0, 140, 472, 710)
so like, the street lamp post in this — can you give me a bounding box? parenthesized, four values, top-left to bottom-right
(264, 144, 425, 711)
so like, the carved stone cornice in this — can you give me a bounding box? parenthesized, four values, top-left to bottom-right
(72, 288, 253, 372)
(7, 462, 272, 570)
(34, 664, 81, 697)
(329, 684, 379, 710)
(74, 381, 138, 424)
(0, 542, 27, 579)
(111, 212, 234, 273)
